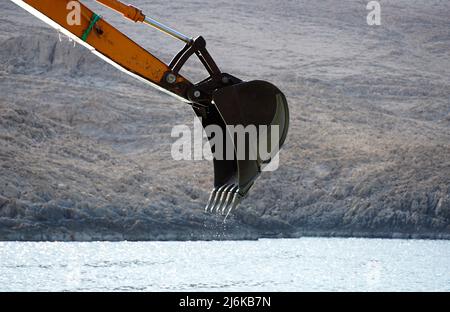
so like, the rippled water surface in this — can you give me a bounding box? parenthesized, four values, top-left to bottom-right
(1, 238, 449, 291)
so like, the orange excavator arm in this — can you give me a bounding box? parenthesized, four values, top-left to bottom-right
(95, 0, 145, 23)
(12, 0, 194, 102)
(10, 0, 290, 218)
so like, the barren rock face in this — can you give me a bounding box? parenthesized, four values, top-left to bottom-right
(0, 0, 449, 240)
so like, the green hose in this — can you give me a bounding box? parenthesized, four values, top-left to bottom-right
(81, 13, 101, 42)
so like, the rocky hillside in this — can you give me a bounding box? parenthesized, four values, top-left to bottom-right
(1, 0, 449, 240)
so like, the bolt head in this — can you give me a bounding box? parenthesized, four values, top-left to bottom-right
(193, 91, 201, 98)
(166, 73, 177, 84)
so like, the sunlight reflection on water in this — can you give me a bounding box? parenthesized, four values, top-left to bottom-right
(0, 238, 449, 291)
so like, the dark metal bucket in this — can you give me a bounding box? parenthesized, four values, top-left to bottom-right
(203, 80, 289, 216)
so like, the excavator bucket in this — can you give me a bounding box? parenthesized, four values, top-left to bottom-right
(203, 81, 289, 217)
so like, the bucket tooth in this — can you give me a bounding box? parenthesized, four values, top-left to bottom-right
(221, 185, 239, 215)
(211, 185, 228, 213)
(224, 192, 243, 222)
(217, 184, 235, 215)
(205, 188, 218, 212)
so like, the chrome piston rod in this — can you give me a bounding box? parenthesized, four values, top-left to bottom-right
(143, 17, 192, 44)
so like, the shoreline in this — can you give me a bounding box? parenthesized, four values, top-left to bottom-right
(1, 229, 449, 242)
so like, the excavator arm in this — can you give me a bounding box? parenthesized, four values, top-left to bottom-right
(10, 0, 290, 219)
(11, 0, 194, 101)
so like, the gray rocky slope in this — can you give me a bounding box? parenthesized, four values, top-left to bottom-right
(0, 0, 449, 240)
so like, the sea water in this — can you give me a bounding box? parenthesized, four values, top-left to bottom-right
(0, 238, 449, 292)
